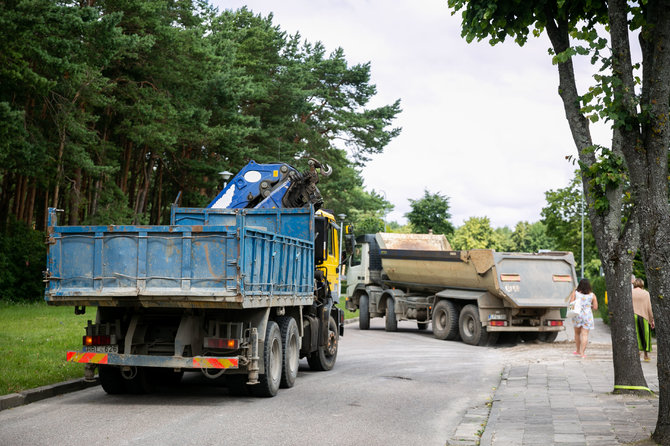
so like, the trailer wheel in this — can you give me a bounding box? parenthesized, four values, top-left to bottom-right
(432, 300, 460, 341)
(251, 321, 282, 397)
(278, 316, 300, 389)
(359, 293, 370, 330)
(99, 365, 126, 395)
(459, 304, 498, 346)
(307, 315, 339, 371)
(538, 332, 558, 343)
(385, 298, 398, 332)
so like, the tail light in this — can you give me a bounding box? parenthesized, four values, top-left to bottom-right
(489, 321, 507, 327)
(546, 320, 563, 326)
(204, 338, 239, 349)
(83, 335, 111, 346)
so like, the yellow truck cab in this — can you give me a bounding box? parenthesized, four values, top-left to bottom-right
(314, 209, 341, 300)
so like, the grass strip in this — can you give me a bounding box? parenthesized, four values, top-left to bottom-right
(0, 302, 95, 396)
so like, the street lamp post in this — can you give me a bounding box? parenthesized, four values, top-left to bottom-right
(581, 188, 585, 279)
(337, 213, 346, 300)
(219, 171, 233, 189)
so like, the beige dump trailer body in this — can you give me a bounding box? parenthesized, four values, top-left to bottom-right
(345, 233, 578, 346)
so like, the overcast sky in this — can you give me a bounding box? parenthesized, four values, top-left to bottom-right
(214, 0, 610, 228)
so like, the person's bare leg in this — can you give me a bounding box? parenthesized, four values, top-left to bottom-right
(574, 327, 581, 354)
(579, 329, 589, 356)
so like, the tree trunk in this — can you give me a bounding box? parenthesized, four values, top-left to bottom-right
(68, 167, 82, 225)
(607, 0, 670, 440)
(25, 184, 36, 226)
(545, 12, 647, 393)
(14, 174, 25, 219)
(53, 129, 66, 209)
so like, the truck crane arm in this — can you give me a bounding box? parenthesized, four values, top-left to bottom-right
(207, 158, 332, 210)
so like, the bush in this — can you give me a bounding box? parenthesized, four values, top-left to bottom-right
(0, 219, 46, 303)
(591, 275, 608, 325)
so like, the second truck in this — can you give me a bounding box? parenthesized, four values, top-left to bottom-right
(345, 232, 577, 346)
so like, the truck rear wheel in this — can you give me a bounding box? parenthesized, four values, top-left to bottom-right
(459, 304, 498, 346)
(432, 300, 460, 341)
(385, 298, 398, 332)
(359, 293, 370, 330)
(226, 374, 250, 396)
(307, 315, 339, 371)
(251, 321, 282, 397)
(278, 316, 299, 389)
(99, 365, 126, 395)
(122, 366, 154, 394)
(538, 332, 558, 343)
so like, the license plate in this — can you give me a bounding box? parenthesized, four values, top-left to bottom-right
(84, 345, 118, 353)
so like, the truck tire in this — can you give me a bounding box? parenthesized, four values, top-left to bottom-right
(359, 293, 370, 330)
(520, 332, 539, 342)
(385, 298, 398, 332)
(278, 316, 299, 389)
(226, 374, 250, 396)
(251, 321, 282, 397)
(99, 365, 126, 395)
(152, 367, 184, 386)
(122, 366, 154, 394)
(538, 331, 558, 343)
(459, 304, 498, 346)
(432, 300, 459, 341)
(307, 315, 339, 371)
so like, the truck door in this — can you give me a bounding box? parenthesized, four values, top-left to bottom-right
(346, 241, 369, 298)
(315, 212, 341, 300)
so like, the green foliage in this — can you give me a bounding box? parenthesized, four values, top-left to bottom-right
(591, 275, 608, 325)
(512, 221, 555, 252)
(451, 216, 497, 250)
(0, 1, 401, 299)
(354, 214, 386, 235)
(405, 190, 455, 236)
(541, 173, 599, 275)
(0, 219, 46, 302)
(447, 0, 607, 46)
(493, 226, 516, 251)
(575, 147, 629, 215)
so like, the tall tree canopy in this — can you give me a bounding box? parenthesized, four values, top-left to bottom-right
(405, 189, 455, 235)
(0, 0, 400, 300)
(448, 0, 670, 440)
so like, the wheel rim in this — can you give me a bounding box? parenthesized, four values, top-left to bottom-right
(437, 309, 446, 330)
(288, 332, 299, 375)
(463, 315, 475, 338)
(270, 338, 281, 383)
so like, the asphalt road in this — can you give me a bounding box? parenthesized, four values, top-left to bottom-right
(0, 319, 505, 446)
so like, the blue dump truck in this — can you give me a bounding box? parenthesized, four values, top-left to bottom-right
(44, 159, 343, 397)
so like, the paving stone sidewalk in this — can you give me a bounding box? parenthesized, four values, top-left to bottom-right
(448, 319, 660, 445)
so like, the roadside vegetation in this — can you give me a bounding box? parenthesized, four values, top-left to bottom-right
(0, 301, 356, 396)
(0, 302, 94, 395)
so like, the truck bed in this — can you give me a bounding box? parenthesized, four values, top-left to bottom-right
(45, 208, 315, 309)
(377, 240, 576, 308)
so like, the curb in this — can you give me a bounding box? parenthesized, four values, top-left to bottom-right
(477, 364, 509, 446)
(0, 378, 99, 412)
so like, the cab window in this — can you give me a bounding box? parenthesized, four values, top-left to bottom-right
(350, 244, 362, 267)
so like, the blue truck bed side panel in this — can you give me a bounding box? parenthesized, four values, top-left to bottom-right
(45, 208, 314, 308)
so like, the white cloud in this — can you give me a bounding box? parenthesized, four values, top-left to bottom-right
(214, 0, 609, 228)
